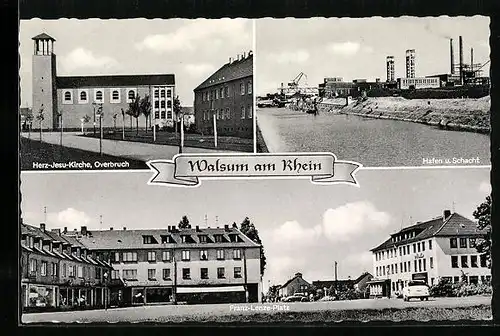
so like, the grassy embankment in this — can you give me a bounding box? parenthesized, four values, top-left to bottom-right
(329, 96, 490, 134)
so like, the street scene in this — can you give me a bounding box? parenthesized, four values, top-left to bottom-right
(20, 167, 492, 323)
(255, 17, 490, 167)
(19, 19, 254, 171)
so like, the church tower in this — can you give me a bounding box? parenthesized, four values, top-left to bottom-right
(32, 33, 58, 130)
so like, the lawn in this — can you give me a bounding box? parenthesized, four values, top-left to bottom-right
(20, 137, 148, 170)
(82, 129, 254, 152)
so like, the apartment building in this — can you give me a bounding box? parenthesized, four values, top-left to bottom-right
(193, 52, 253, 139)
(76, 223, 262, 305)
(20, 223, 113, 311)
(368, 210, 490, 298)
(278, 272, 312, 297)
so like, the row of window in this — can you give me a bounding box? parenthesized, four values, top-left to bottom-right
(62, 88, 138, 105)
(28, 258, 104, 280)
(451, 254, 488, 268)
(201, 81, 252, 102)
(154, 110, 172, 120)
(202, 105, 253, 122)
(153, 88, 173, 99)
(153, 100, 172, 109)
(111, 267, 243, 281)
(375, 239, 433, 261)
(450, 237, 477, 249)
(376, 257, 434, 277)
(400, 78, 438, 85)
(142, 234, 240, 245)
(111, 249, 242, 263)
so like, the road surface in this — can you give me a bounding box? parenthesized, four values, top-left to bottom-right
(22, 296, 491, 323)
(21, 132, 233, 162)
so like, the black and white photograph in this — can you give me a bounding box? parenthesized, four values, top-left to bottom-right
(20, 167, 491, 323)
(255, 17, 491, 167)
(19, 19, 255, 171)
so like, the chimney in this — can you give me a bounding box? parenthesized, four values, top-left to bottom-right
(123, 227, 126, 231)
(229, 57, 232, 64)
(40, 223, 46, 231)
(450, 38, 455, 75)
(295, 272, 302, 278)
(471, 48, 474, 72)
(224, 224, 230, 231)
(63, 227, 67, 234)
(51, 228, 61, 235)
(167, 225, 171, 232)
(81, 226, 87, 236)
(243, 51, 247, 59)
(248, 50, 253, 56)
(110, 227, 113, 231)
(196, 225, 200, 232)
(232, 223, 237, 228)
(459, 36, 464, 84)
(443, 210, 452, 221)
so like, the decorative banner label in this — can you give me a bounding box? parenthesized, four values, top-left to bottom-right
(147, 153, 362, 187)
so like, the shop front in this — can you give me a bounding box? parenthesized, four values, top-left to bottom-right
(26, 284, 58, 310)
(367, 279, 391, 299)
(176, 285, 246, 304)
(412, 272, 429, 285)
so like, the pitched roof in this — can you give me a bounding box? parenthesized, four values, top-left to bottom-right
(370, 212, 486, 252)
(56, 74, 175, 89)
(75, 226, 260, 250)
(194, 54, 253, 91)
(280, 274, 311, 289)
(32, 33, 56, 41)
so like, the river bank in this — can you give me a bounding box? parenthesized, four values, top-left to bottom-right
(320, 96, 490, 134)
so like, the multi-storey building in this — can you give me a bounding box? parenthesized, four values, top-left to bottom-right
(368, 210, 490, 298)
(278, 272, 312, 297)
(386, 56, 395, 82)
(397, 77, 440, 90)
(405, 49, 416, 78)
(21, 223, 113, 311)
(193, 52, 253, 139)
(75, 223, 262, 305)
(31, 33, 175, 130)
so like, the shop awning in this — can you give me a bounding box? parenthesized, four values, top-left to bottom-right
(176, 286, 245, 294)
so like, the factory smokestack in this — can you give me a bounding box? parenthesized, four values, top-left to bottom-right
(459, 36, 464, 84)
(450, 38, 455, 75)
(471, 47, 474, 72)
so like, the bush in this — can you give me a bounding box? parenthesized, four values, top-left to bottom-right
(430, 278, 455, 297)
(453, 282, 492, 297)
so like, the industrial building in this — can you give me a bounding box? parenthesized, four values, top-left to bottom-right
(386, 56, 395, 82)
(367, 210, 490, 299)
(193, 52, 253, 139)
(30, 33, 176, 131)
(405, 49, 416, 79)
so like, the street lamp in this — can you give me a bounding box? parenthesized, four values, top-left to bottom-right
(92, 102, 97, 136)
(96, 105, 103, 156)
(103, 271, 108, 310)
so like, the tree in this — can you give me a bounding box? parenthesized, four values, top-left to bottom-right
(36, 107, 44, 141)
(127, 95, 141, 135)
(473, 195, 492, 268)
(173, 95, 182, 136)
(178, 215, 191, 229)
(25, 111, 34, 139)
(239, 217, 267, 276)
(82, 114, 91, 135)
(140, 95, 152, 132)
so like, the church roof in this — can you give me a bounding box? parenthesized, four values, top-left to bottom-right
(56, 74, 175, 89)
(32, 33, 56, 41)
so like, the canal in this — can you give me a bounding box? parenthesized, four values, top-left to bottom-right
(257, 108, 490, 167)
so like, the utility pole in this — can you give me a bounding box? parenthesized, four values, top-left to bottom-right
(334, 261, 338, 295)
(179, 112, 184, 153)
(213, 112, 218, 148)
(43, 206, 47, 223)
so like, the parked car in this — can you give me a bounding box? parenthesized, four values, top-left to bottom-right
(402, 281, 430, 301)
(282, 293, 309, 302)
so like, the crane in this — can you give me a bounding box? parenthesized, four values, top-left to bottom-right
(288, 72, 308, 89)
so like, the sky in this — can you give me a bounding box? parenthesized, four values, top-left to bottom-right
(21, 167, 490, 290)
(19, 18, 252, 108)
(256, 16, 491, 95)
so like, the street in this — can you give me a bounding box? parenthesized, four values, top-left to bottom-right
(21, 132, 233, 163)
(22, 296, 491, 323)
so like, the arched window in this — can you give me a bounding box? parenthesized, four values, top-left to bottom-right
(95, 90, 103, 101)
(64, 91, 72, 101)
(112, 90, 120, 100)
(128, 90, 135, 100)
(80, 91, 87, 101)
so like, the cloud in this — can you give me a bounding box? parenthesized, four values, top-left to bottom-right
(47, 208, 91, 231)
(270, 220, 322, 246)
(61, 48, 118, 72)
(327, 41, 373, 56)
(265, 50, 310, 64)
(322, 201, 391, 242)
(479, 181, 491, 194)
(135, 19, 251, 53)
(184, 63, 216, 77)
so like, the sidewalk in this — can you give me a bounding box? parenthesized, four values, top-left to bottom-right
(21, 132, 233, 162)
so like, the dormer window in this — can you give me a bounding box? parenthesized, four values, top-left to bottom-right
(143, 235, 157, 244)
(161, 235, 175, 244)
(199, 235, 207, 243)
(214, 235, 223, 243)
(181, 236, 187, 243)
